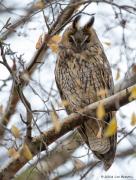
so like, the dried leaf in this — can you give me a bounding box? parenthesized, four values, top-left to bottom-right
(21, 144, 33, 160)
(104, 117, 117, 137)
(96, 103, 105, 120)
(115, 68, 120, 80)
(132, 64, 136, 73)
(49, 44, 58, 53)
(34, 0, 45, 9)
(96, 127, 102, 138)
(59, 100, 69, 107)
(50, 104, 61, 132)
(129, 86, 136, 100)
(36, 34, 43, 49)
(97, 88, 108, 98)
(50, 35, 61, 43)
(103, 41, 111, 47)
(0, 105, 3, 114)
(11, 125, 20, 138)
(8, 148, 20, 159)
(131, 112, 136, 126)
(74, 159, 85, 170)
(48, 35, 61, 53)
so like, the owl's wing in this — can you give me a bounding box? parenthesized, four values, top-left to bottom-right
(55, 71, 72, 115)
(93, 121, 117, 170)
(78, 49, 117, 170)
(98, 51, 117, 170)
(101, 49, 114, 95)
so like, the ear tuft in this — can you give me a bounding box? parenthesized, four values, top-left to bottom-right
(72, 15, 81, 29)
(84, 16, 95, 30)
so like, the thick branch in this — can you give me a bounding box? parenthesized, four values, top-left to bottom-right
(16, 133, 81, 179)
(32, 84, 135, 149)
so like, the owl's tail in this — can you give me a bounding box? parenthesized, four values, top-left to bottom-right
(93, 133, 117, 170)
(78, 113, 117, 170)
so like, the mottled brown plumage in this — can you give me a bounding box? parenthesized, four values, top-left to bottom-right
(55, 15, 117, 170)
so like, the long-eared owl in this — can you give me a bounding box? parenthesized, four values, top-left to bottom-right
(55, 15, 117, 170)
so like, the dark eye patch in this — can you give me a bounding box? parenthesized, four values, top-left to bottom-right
(68, 33, 75, 43)
(69, 36, 74, 43)
(86, 37, 90, 43)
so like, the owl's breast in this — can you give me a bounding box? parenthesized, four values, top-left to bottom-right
(55, 50, 111, 112)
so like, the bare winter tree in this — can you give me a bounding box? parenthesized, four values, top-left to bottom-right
(0, 0, 136, 179)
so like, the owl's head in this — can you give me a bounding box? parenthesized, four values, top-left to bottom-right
(60, 15, 100, 52)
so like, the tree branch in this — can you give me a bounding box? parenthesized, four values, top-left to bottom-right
(32, 84, 135, 149)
